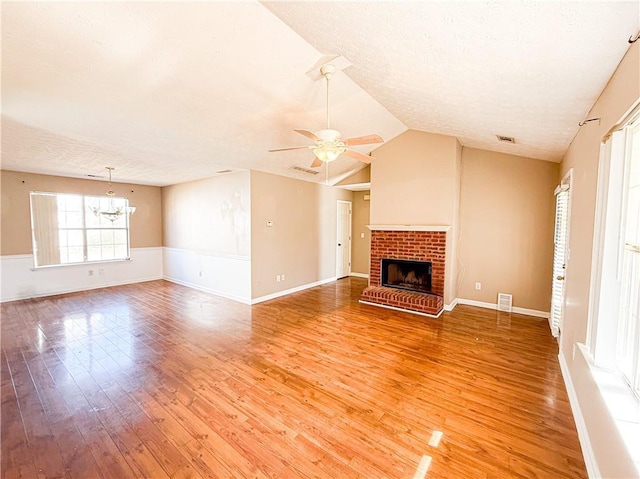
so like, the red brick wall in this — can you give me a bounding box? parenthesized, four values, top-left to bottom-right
(369, 230, 446, 296)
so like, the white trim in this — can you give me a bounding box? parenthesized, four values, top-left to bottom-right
(163, 246, 250, 261)
(444, 298, 458, 311)
(367, 224, 451, 232)
(350, 272, 369, 279)
(359, 300, 444, 318)
(336, 200, 352, 279)
(457, 298, 550, 319)
(334, 182, 371, 192)
(0, 254, 33, 261)
(163, 276, 251, 305)
(251, 277, 337, 304)
(558, 349, 601, 479)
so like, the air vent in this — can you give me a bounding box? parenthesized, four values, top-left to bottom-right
(290, 165, 320, 175)
(496, 135, 515, 143)
(497, 293, 513, 312)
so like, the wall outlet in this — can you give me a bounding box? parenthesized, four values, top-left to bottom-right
(198, 271, 203, 277)
(88, 270, 94, 276)
(475, 282, 481, 290)
(98, 269, 104, 276)
(281, 274, 285, 281)
(277, 275, 281, 282)
(360, 232, 365, 238)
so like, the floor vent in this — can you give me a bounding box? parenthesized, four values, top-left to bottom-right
(497, 293, 513, 312)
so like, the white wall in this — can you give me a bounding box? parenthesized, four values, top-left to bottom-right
(0, 247, 163, 302)
(162, 247, 251, 304)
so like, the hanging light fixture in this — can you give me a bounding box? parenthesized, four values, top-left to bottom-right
(89, 167, 136, 221)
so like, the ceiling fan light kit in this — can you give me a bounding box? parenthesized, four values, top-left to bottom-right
(269, 63, 383, 168)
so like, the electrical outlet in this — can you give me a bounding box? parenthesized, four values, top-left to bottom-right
(475, 282, 481, 290)
(281, 274, 285, 281)
(88, 270, 94, 276)
(198, 271, 203, 277)
(360, 232, 365, 238)
(277, 275, 281, 282)
(98, 269, 104, 276)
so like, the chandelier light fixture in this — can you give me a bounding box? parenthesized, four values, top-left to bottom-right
(90, 167, 136, 221)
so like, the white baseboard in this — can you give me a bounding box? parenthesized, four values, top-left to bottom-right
(444, 298, 458, 311)
(251, 277, 337, 304)
(163, 276, 251, 305)
(457, 298, 550, 319)
(350, 272, 369, 279)
(358, 300, 444, 319)
(558, 350, 600, 478)
(1, 248, 163, 302)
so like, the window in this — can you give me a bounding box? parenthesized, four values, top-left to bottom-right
(616, 119, 640, 394)
(589, 110, 640, 396)
(30, 192, 132, 267)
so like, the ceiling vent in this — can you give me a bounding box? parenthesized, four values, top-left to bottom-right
(496, 135, 516, 143)
(290, 165, 320, 175)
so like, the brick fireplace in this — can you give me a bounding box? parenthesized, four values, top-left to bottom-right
(360, 226, 447, 316)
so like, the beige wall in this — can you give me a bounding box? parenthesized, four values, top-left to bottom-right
(250, 170, 352, 298)
(351, 190, 370, 275)
(371, 130, 460, 225)
(1, 170, 162, 255)
(559, 41, 640, 478)
(458, 148, 558, 311)
(335, 165, 370, 186)
(162, 171, 250, 256)
(371, 130, 461, 304)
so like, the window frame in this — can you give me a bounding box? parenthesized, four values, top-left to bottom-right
(29, 191, 133, 269)
(588, 110, 640, 397)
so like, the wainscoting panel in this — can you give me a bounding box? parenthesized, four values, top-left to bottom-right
(162, 247, 251, 304)
(0, 247, 163, 303)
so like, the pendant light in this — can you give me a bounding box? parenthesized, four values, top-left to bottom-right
(89, 167, 136, 221)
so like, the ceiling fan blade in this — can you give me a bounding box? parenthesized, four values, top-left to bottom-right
(344, 149, 373, 164)
(268, 146, 310, 152)
(294, 129, 321, 141)
(344, 134, 383, 146)
(310, 157, 322, 168)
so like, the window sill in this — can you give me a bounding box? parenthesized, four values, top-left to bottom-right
(579, 343, 640, 473)
(31, 257, 132, 271)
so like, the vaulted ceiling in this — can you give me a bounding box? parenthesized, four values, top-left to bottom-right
(2, 1, 638, 186)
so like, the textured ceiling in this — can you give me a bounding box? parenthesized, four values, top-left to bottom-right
(1, 1, 638, 187)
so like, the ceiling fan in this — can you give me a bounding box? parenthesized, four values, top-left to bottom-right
(269, 64, 384, 168)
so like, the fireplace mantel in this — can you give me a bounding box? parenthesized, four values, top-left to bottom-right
(366, 224, 451, 232)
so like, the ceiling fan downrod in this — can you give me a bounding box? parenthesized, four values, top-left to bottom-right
(320, 64, 336, 130)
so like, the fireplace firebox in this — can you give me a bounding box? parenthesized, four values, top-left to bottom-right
(381, 258, 432, 294)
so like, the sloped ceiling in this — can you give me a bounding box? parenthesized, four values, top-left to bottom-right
(1, 1, 638, 187)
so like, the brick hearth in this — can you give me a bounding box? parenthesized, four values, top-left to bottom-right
(360, 229, 446, 316)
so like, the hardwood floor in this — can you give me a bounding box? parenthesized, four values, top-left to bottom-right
(1, 278, 586, 478)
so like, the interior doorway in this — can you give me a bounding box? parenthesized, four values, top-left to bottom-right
(550, 169, 572, 337)
(336, 200, 352, 279)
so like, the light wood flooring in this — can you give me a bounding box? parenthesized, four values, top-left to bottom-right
(1, 278, 587, 478)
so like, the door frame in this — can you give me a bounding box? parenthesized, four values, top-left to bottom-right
(550, 168, 573, 338)
(336, 200, 352, 279)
